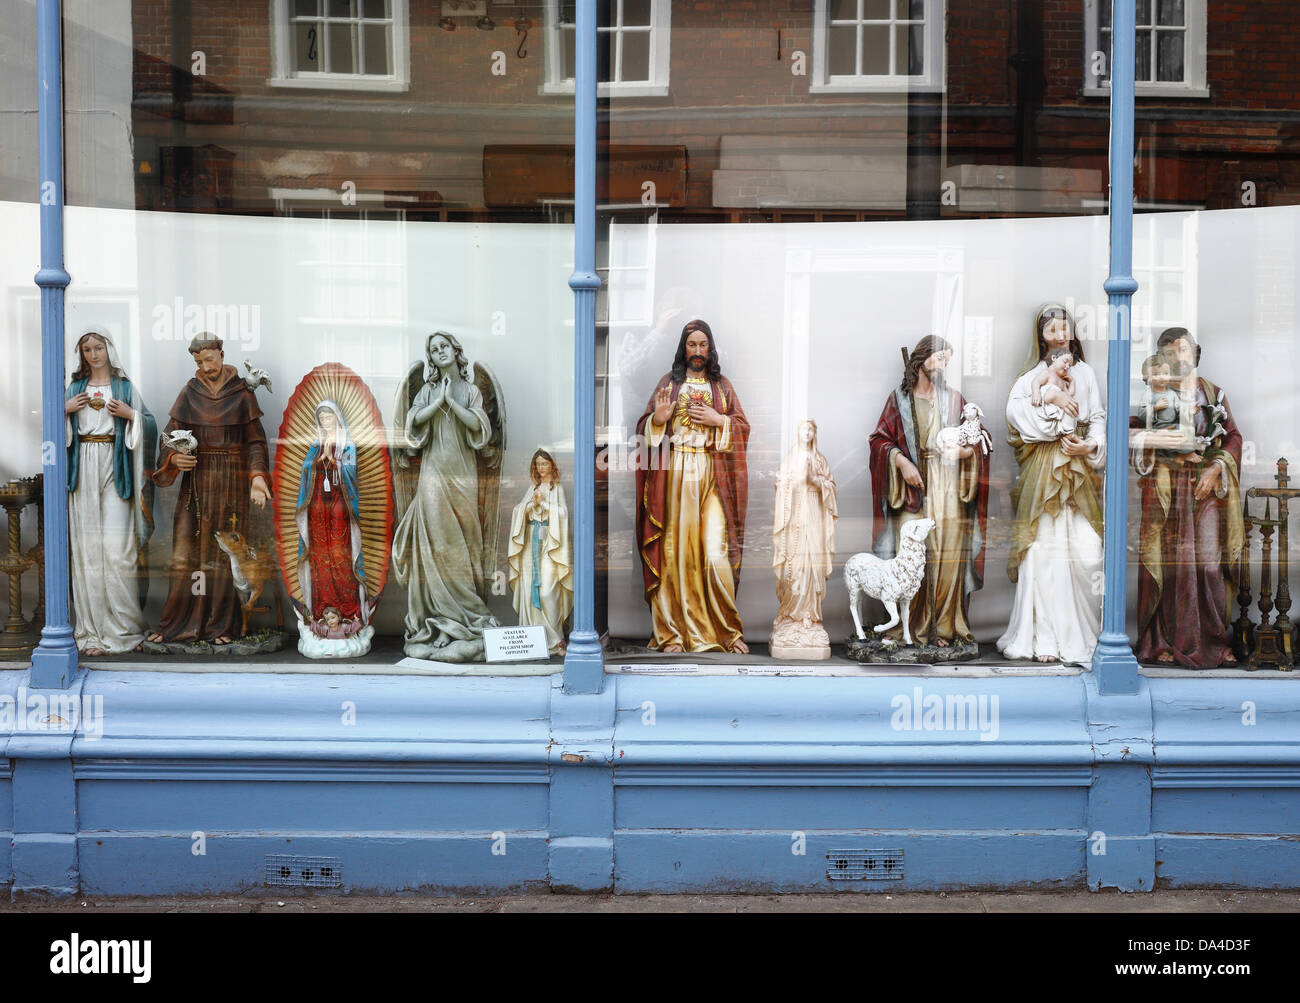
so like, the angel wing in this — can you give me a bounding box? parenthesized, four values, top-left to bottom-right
(473, 360, 507, 590)
(390, 361, 426, 526)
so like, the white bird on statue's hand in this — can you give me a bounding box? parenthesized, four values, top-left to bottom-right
(163, 429, 198, 455)
(243, 359, 273, 394)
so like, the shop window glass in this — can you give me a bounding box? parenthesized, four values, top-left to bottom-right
(598, 1, 1125, 674)
(1122, 2, 1299, 670)
(44, 0, 574, 671)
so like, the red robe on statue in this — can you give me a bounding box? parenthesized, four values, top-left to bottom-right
(634, 372, 749, 650)
(304, 452, 362, 621)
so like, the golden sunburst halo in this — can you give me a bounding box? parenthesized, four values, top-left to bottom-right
(272, 363, 395, 606)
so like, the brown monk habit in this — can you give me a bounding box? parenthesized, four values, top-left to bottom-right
(152, 365, 270, 641)
(634, 372, 750, 597)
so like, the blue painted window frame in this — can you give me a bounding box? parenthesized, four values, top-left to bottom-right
(30, 1, 1143, 697)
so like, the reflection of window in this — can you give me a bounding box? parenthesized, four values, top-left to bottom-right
(811, 0, 944, 94)
(601, 219, 658, 438)
(1131, 213, 1199, 378)
(1084, 0, 1208, 97)
(271, 189, 409, 329)
(271, 0, 409, 91)
(543, 0, 671, 97)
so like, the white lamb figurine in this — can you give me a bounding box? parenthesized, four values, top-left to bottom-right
(844, 517, 935, 648)
(935, 402, 992, 457)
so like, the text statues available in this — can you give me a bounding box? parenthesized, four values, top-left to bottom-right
(65, 331, 158, 655)
(273, 364, 395, 658)
(148, 334, 271, 646)
(507, 448, 573, 655)
(391, 332, 505, 662)
(1129, 328, 1244, 666)
(635, 319, 750, 653)
(997, 304, 1105, 664)
(867, 336, 990, 658)
(771, 419, 838, 659)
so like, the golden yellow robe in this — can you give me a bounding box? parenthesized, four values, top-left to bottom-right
(885, 398, 981, 645)
(645, 376, 745, 651)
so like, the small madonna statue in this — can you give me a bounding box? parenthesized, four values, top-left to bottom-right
(770, 419, 838, 659)
(506, 448, 573, 655)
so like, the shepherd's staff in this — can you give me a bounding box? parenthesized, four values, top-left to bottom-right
(902, 345, 933, 646)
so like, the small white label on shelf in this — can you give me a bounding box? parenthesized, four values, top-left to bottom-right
(484, 625, 549, 662)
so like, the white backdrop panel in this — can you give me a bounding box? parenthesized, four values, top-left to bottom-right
(606, 208, 1300, 646)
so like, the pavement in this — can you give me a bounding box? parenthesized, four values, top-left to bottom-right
(2, 889, 1298, 912)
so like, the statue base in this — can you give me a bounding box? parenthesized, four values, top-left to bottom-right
(403, 636, 485, 663)
(297, 622, 374, 659)
(142, 628, 286, 657)
(844, 635, 979, 664)
(0, 628, 38, 660)
(770, 642, 831, 661)
(770, 616, 831, 661)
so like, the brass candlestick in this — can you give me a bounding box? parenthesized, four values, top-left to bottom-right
(0, 476, 41, 659)
(1248, 458, 1300, 668)
(1249, 499, 1286, 670)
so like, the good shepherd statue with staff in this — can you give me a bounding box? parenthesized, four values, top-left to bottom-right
(866, 335, 990, 656)
(634, 319, 750, 653)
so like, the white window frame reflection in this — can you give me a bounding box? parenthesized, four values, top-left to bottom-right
(1130, 211, 1199, 380)
(269, 187, 410, 334)
(270, 0, 410, 92)
(810, 0, 945, 95)
(542, 0, 671, 98)
(1083, 0, 1208, 99)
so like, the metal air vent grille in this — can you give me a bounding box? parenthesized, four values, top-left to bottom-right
(264, 854, 343, 888)
(826, 848, 904, 881)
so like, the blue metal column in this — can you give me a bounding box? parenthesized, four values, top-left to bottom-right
(549, 0, 614, 893)
(1090, 0, 1141, 695)
(563, 0, 604, 694)
(1083, 0, 1154, 892)
(13, 0, 82, 899)
(30, 0, 78, 689)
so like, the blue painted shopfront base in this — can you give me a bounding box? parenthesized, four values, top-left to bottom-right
(1, 667, 1297, 896)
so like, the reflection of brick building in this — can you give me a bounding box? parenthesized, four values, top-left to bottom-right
(127, 1, 1300, 221)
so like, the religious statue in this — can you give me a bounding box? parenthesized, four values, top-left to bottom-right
(147, 334, 271, 647)
(65, 331, 158, 655)
(997, 304, 1105, 664)
(506, 448, 573, 655)
(866, 335, 989, 660)
(273, 364, 395, 658)
(1129, 327, 1244, 666)
(634, 319, 750, 654)
(1137, 353, 1200, 455)
(391, 332, 505, 662)
(770, 419, 837, 659)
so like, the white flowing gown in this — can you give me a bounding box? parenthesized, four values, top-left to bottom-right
(68, 384, 146, 653)
(997, 361, 1106, 665)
